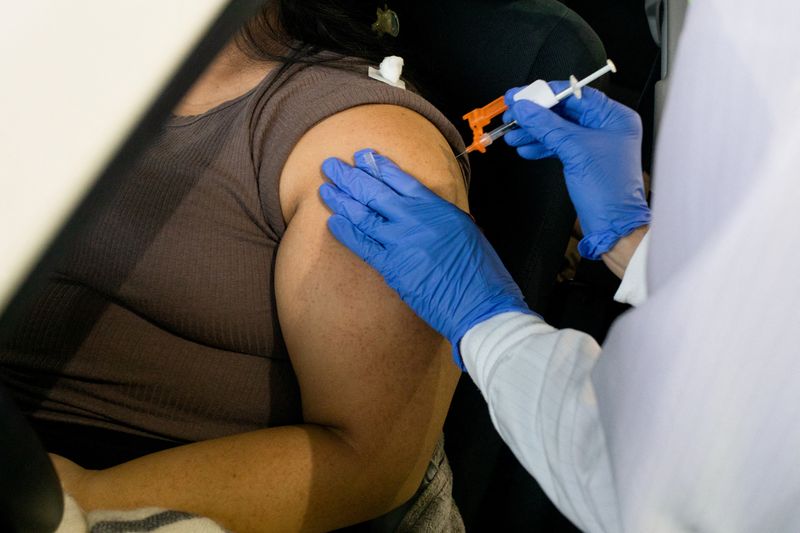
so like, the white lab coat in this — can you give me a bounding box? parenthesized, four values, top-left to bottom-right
(461, 0, 800, 531)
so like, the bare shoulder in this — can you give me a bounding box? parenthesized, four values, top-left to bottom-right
(272, 103, 462, 491)
(280, 104, 469, 222)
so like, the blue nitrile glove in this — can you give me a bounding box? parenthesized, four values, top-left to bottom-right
(319, 149, 536, 370)
(503, 81, 651, 260)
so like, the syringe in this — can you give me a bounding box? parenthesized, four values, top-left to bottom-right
(457, 59, 616, 159)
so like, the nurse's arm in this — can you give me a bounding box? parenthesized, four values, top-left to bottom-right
(602, 225, 649, 278)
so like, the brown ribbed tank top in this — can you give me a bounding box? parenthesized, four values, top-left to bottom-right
(0, 59, 469, 444)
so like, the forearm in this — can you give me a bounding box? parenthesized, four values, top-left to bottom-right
(601, 225, 649, 278)
(461, 312, 620, 532)
(75, 424, 420, 533)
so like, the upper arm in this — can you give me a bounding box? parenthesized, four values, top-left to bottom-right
(274, 104, 466, 494)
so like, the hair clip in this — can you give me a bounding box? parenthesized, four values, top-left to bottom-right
(372, 4, 400, 37)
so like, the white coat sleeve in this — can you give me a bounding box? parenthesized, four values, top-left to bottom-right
(461, 312, 619, 532)
(459, 234, 648, 532)
(613, 231, 649, 306)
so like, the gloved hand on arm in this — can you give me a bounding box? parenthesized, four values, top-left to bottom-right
(319, 149, 535, 369)
(504, 81, 651, 259)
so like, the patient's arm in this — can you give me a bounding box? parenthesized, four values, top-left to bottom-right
(276, 103, 467, 527)
(63, 105, 467, 532)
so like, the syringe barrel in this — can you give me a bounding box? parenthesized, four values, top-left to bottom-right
(484, 120, 519, 145)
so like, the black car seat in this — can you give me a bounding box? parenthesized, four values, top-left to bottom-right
(0, 383, 63, 532)
(392, 0, 606, 529)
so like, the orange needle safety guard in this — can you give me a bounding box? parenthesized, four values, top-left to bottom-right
(461, 95, 507, 155)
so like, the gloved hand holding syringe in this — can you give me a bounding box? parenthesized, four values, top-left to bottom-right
(320, 55, 650, 364)
(457, 59, 617, 158)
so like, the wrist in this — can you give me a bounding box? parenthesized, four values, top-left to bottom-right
(601, 225, 649, 278)
(449, 300, 536, 371)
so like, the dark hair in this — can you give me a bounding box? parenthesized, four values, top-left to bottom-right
(237, 1, 400, 67)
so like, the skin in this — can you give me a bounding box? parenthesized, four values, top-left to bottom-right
(602, 225, 649, 279)
(50, 41, 466, 532)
